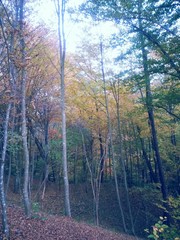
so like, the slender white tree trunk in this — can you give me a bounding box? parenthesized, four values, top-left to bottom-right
(19, 0, 31, 217)
(114, 81, 136, 235)
(0, 3, 17, 237)
(0, 103, 11, 239)
(80, 128, 106, 226)
(55, 0, 71, 217)
(99, 41, 127, 233)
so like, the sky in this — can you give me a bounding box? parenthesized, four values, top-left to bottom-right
(32, 0, 88, 52)
(29, 0, 123, 77)
(31, 0, 119, 54)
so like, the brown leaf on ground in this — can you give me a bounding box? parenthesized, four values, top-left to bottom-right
(0, 205, 142, 240)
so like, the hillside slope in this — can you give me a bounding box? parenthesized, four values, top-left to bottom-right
(0, 205, 142, 240)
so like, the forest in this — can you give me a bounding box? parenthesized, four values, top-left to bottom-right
(0, 0, 179, 239)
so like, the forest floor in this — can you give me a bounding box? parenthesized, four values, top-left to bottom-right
(0, 205, 142, 240)
(2, 180, 161, 239)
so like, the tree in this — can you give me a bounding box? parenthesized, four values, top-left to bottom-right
(137, 0, 168, 205)
(18, 0, 31, 217)
(80, 0, 180, 219)
(99, 40, 129, 233)
(0, 1, 15, 237)
(55, 0, 71, 217)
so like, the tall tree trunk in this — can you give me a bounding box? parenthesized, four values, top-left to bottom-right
(0, 103, 11, 239)
(99, 132, 105, 183)
(137, 126, 158, 183)
(73, 146, 78, 184)
(112, 80, 135, 234)
(5, 153, 12, 196)
(6, 104, 16, 195)
(41, 104, 50, 200)
(80, 130, 100, 226)
(0, 3, 17, 236)
(100, 41, 127, 233)
(19, 0, 31, 217)
(138, 0, 168, 218)
(56, 0, 71, 217)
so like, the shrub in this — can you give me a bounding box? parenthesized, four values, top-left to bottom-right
(145, 196, 180, 239)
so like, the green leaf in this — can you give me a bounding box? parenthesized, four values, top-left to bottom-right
(148, 234, 156, 239)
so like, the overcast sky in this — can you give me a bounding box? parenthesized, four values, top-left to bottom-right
(32, 0, 118, 53)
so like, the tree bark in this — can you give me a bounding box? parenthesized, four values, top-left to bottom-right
(41, 104, 50, 199)
(100, 41, 127, 233)
(137, 126, 158, 183)
(0, 103, 11, 239)
(111, 80, 136, 234)
(138, 0, 168, 219)
(98, 132, 105, 183)
(19, 0, 31, 217)
(80, 129, 100, 226)
(56, 0, 71, 217)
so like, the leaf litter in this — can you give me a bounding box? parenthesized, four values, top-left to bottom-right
(0, 205, 142, 240)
